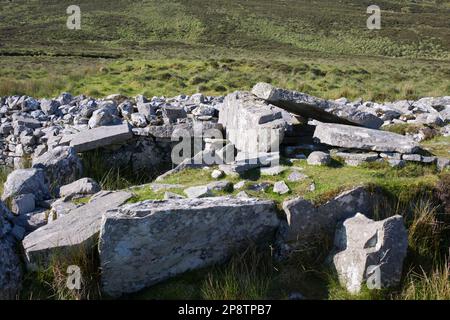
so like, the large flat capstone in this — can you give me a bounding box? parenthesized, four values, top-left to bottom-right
(252, 82, 383, 129)
(22, 191, 132, 267)
(99, 197, 280, 297)
(68, 123, 133, 153)
(313, 122, 420, 154)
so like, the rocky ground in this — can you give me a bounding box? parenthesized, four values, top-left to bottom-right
(0, 83, 449, 299)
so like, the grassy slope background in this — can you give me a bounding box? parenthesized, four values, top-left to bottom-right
(1, 0, 450, 300)
(0, 0, 449, 100)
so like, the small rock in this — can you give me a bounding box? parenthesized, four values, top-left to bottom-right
(287, 170, 308, 182)
(211, 169, 224, 179)
(402, 154, 422, 162)
(307, 151, 331, 166)
(236, 191, 249, 198)
(233, 181, 246, 190)
(207, 181, 233, 192)
(184, 185, 212, 199)
(260, 165, 287, 176)
(437, 158, 450, 171)
(273, 181, 290, 195)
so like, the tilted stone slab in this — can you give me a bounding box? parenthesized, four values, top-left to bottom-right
(313, 122, 419, 154)
(22, 191, 132, 267)
(219, 91, 288, 153)
(69, 123, 133, 153)
(252, 82, 383, 129)
(99, 197, 280, 297)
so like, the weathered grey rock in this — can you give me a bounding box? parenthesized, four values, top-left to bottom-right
(233, 181, 246, 190)
(0, 239, 21, 299)
(307, 151, 331, 166)
(69, 123, 133, 153)
(313, 123, 419, 154)
(335, 152, 379, 166)
(388, 159, 406, 168)
(2, 168, 50, 202)
(331, 213, 408, 294)
(207, 181, 233, 192)
(162, 106, 187, 124)
(402, 154, 422, 162)
(99, 197, 280, 296)
(40, 99, 60, 115)
(252, 82, 383, 129)
(130, 113, 147, 128)
(88, 107, 121, 129)
(211, 169, 224, 179)
(184, 185, 212, 198)
(219, 91, 288, 153)
(236, 191, 249, 198)
(23, 191, 132, 267)
(32, 146, 82, 191)
(437, 158, 450, 171)
(0, 201, 21, 299)
(11, 193, 35, 215)
(59, 178, 101, 200)
(276, 186, 380, 258)
(273, 181, 290, 195)
(260, 165, 287, 176)
(287, 170, 308, 182)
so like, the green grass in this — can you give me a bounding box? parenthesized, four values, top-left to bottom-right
(0, 1, 449, 99)
(421, 136, 450, 158)
(0, 166, 12, 197)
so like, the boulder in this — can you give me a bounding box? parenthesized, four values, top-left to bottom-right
(307, 151, 331, 166)
(331, 213, 408, 293)
(334, 151, 379, 166)
(276, 186, 380, 258)
(69, 123, 133, 153)
(59, 178, 101, 200)
(313, 122, 419, 154)
(32, 146, 83, 191)
(219, 91, 288, 153)
(98, 197, 280, 297)
(2, 168, 50, 202)
(22, 191, 132, 267)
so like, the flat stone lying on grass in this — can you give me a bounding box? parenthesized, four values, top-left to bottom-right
(287, 170, 308, 182)
(183, 185, 212, 198)
(260, 165, 287, 176)
(313, 122, 420, 154)
(233, 181, 246, 190)
(276, 186, 381, 259)
(207, 181, 233, 192)
(331, 213, 408, 294)
(273, 181, 290, 195)
(334, 151, 379, 166)
(307, 151, 331, 166)
(98, 197, 280, 297)
(68, 123, 133, 153)
(22, 191, 132, 268)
